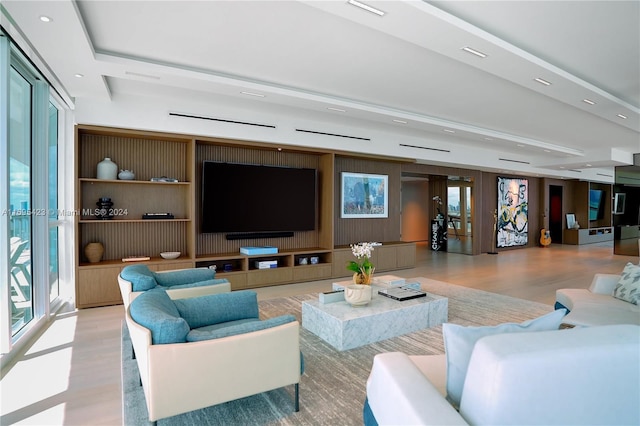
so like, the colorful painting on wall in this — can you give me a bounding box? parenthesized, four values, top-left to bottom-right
(341, 172, 388, 218)
(497, 177, 528, 247)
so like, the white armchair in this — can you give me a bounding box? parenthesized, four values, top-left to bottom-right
(118, 264, 230, 309)
(126, 288, 302, 423)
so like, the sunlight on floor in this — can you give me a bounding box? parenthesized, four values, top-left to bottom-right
(1, 314, 77, 424)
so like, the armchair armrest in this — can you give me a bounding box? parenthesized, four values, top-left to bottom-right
(588, 274, 620, 295)
(366, 352, 467, 425)
(144, 321, 301, 422)
(153, 267, 215, 287)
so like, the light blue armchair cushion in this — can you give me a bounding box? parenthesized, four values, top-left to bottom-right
(186, 314, 297, 341)
(158, 278, 228, 291)
(121, 264, 157, 292)
(129, 288, 190, 344)
(153, 268, 215, 287)
(173, 290, 260, 329)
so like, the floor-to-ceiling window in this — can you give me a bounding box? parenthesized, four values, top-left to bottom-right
(1, 29, 68, 360)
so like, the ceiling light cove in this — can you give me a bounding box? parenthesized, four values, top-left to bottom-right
(534, 78, 552, 86)
(241, 91, 265, 97)
(347, 0, 385, 16)
(462, 47, 487, 58)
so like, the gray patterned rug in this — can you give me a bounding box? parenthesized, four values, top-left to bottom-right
(122, 279, 552, 425)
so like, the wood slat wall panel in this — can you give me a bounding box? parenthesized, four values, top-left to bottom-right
(80, 222, 188, 262)
(334, 156, 402, 246)
(195, 142, 322, 255)
(79, 134, 188, 181)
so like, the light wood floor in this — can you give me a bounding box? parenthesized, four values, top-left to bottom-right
(1, 242, 636, 425)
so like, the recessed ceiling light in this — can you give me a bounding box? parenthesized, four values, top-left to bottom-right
(586, 164, 592, 167)
(582, 99, 596, 105)
(462, 47, 487, 58)
(443, 129, 455, 133)
(617, 114, 628, 119)
(544, 149, 551, 153)
(534, 78, 552, 86)
(39, 15, 52, 22)
(241, 91, 265, 97)
(347, 0, 385, 16)
(327, 107, 346, 112)
(74, 73, 84, 78)
(393, 119, 407, 124)
(560, 166, 565, 169)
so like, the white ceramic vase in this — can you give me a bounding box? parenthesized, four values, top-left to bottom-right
(344, 284, 372, 306)
(97, 157, 118, 180)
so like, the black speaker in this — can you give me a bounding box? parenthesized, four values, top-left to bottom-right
(226, 231, 294, 240)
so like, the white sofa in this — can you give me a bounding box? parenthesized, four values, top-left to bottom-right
(365, 324, 640, 425)
(556, 273, 640, 326)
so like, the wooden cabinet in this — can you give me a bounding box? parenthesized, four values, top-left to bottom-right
(74, 125, 417, 307)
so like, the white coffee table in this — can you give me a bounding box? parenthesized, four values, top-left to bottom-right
(301, 281, 448, 351)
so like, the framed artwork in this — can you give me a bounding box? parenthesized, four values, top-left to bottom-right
(497, 176, 528, 247)
(566, 213, 576, 229)
(341, 172, 388, 218)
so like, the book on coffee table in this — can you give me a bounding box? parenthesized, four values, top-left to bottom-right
(378, 286, 427, 301)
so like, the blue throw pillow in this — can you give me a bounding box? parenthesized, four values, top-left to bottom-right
(129, 288, 190, 344)
(186, 314, 296, 341)
(442, 309, 567, 407)
(153, 268, 215, 287)
(173, 290, 260, 329)
(121, 264, 157, 291)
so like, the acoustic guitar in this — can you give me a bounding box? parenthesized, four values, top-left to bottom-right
(540, 229, 551, 247)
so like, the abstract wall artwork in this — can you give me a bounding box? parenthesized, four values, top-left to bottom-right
(497, 177, 528, 247)
(341, 172, 388, 218)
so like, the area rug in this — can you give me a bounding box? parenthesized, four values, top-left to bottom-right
(122, 279, 553, 425)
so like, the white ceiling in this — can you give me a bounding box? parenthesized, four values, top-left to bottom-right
(3, 0, 639, 178)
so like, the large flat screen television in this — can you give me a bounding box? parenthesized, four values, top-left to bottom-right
(201, 161, 317, 234)
(589, 189, 605, 221)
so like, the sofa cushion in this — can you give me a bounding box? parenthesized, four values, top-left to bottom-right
(186, 314, 296, 341)
(613, 263, 640, 305)
(129, 288, 190, 344)
(153, 267, 215, 287)
(173, 290, 259, 329)
(121, 264, 157, 291)
(442, 308, 567, 407)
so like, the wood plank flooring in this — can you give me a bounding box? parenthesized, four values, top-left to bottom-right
(1, 242, 636, 425)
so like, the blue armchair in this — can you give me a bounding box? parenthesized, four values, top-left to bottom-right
(118, 264, 230, 308)
(126, 288, 302, 423)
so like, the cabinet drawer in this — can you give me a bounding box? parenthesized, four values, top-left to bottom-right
(293, 264, 332, 281)
(247, 268, 293, 286)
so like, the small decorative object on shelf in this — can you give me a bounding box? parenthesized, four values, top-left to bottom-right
(160, 251, 181, 259)
(96, 157, 118, 180)
(150, 176, 179, 182)
(96, 197, 114, 220)
(347, 242, 375, 285)
(118, 169, 135, 180)
(122, 255, 151, 262)
(84, 242, 104, 263)
(310, 256, 320, 264)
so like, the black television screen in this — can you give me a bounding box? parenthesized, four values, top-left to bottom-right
(589, 189, 605, 221)
(201, 161, 317, 233)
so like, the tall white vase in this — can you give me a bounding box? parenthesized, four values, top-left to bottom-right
(97, 157, 118, 180)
